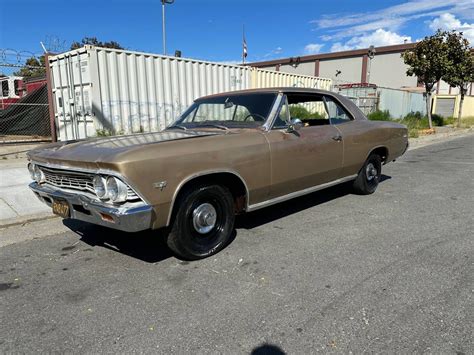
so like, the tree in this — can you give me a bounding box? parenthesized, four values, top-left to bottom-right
(442, 31, 474, 127)
(13, 56, 46, 79)
(70, 37, 123, 50)
(402, 31, 450, 129)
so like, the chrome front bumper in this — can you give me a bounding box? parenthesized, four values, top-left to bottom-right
(29, 182, 154, 232)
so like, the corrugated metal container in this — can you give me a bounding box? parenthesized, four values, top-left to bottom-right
(377, 87, 426, 118)
(251, 68, 332, 91)
(49, 46, 332, 140)
(49, 46, 251, 140)
(337, 86, 426, 118)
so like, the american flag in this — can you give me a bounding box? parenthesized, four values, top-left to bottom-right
(242, 26, 248, 63)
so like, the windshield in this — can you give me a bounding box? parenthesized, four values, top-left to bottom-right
(170, 93, 277, 129)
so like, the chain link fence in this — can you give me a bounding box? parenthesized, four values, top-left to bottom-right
(1, 49, 52, 144)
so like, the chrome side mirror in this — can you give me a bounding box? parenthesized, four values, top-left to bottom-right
(288, 118, 303, 132)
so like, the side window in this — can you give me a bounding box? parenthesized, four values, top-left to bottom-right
(1, 80, 8, 98)
(14, 80, 21, 96)
(273, 96, 290, 129)
(324, 96, 353, 125)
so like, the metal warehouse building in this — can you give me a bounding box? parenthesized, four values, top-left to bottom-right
(250, 43, 473, 97)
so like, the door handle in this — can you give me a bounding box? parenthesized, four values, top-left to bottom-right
(332, 135, 342, 142)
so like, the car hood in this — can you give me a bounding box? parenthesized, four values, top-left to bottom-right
(28, 130, 223, 168)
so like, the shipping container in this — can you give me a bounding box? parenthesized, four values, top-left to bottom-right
(250, 68, 332, 91)
(48, 46, 333, 141)
(377, 87, 426, 118)
(336, 85, 426, 118)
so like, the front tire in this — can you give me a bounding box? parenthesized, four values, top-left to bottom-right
(353, 153, 382, 195)
(166, 184, 235, 260)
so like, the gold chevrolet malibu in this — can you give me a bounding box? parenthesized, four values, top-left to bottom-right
(27, 88, 408, 259)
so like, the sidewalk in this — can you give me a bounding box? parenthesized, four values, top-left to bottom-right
(0, 142, 53, 227)
(0, 128, 473, 228)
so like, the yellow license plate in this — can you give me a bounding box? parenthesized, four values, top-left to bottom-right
(52, 199, 70, 218)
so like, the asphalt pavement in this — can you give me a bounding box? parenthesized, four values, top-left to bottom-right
(1, 134, 473, 353)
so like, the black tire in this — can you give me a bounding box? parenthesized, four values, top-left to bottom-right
(353, 153, 382, 195)
(166, 184, 235, 260)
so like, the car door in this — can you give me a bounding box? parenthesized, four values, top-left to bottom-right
(323, 95, 367, 177)
(264, 95, 344, 200)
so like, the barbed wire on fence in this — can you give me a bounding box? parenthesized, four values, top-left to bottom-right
(0, 49, 44, 65)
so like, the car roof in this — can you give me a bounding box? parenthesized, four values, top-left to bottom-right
(197, 87, 367, 121)
(198, 87, 336, 100)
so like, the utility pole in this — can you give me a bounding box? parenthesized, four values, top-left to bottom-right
(367, 45, 376, 84)
(161, 0, 174, 55)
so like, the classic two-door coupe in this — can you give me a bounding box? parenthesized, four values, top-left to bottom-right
(28, 88, 408, 259)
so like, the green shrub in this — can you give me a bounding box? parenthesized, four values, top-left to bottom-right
(431, 114, 444, 126)
(442, 116, 456, 126)
(96, 129, 113, 137)
(367, 110, 391, 121)
(289, 105, 325, 119)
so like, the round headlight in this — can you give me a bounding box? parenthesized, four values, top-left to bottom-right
(106, 176, 128, 203)
(28, 163, 35, 180)
(93, 175, 107, 199)
(33, 164, 45, 183)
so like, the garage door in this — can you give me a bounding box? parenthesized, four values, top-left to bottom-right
(434, 98, 455, 117)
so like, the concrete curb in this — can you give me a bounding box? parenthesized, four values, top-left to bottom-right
(408, 128, 473, 151)
(0, 212, 58, 229)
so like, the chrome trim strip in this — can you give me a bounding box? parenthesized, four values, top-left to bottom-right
(262, 92, 284, 132)
(166, 169, 251, 226)
(246, 174, 357, 212)
(28, 160, 150, 205)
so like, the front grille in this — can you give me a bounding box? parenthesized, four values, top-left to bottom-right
(41, 166, 94, 193)
(38, 165, 140, 201)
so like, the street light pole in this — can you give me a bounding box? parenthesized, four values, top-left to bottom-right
(162, 1, 166, 55)
(161, 0, 174, 55)
(367, 45, 376, 85)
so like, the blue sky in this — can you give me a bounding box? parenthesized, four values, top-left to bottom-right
(0, 0, 473, 68)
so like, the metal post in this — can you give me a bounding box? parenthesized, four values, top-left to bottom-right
(44, 53, 58, 142)
(162, 1, 166, 55)
(367, 58, 372, 84)
(367, 45, 376, 85)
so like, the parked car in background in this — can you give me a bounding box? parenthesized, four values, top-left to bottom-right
(27, 88, 408, 259)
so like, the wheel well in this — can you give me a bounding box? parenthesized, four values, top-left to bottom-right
(171, 172, 248, 222)
(370, 146, 388, 164)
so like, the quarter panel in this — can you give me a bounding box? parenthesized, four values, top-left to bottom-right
(336, 120, 408, 176)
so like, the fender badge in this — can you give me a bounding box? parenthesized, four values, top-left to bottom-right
(153, 181, 167, 191)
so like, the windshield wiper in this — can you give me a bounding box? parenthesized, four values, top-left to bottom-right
(167, 124, 187, 131)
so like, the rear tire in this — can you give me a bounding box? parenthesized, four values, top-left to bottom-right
(166, 184, 235, 260)
(353, 154, 382, 195)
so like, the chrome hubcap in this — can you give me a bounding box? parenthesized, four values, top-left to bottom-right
(192, 203, 217, 234)
(366, 163, 378, 181)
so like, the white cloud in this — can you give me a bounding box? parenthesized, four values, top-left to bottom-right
(330, 29, 412, 52)
(263, 47, 283, 58)
(304, 43, 324, 54)
(428, 13, 474, 43)
(312, 0, 474, 41)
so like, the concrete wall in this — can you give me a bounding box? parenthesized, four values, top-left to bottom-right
(433, 94, 474, 118)
(318, 57, 362, 84)
(437, 81, 474, 96)
(277, 61, 315, 76)
(369, 53, 418, 88)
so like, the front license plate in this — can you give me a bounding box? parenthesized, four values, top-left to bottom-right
(52, 199, 70, 218)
